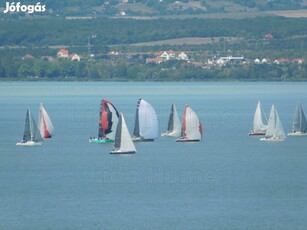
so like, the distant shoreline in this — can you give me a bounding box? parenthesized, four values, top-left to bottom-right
(1, 78, 307, 82)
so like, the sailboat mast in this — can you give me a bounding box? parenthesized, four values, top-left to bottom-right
(23, 109, 30, 141)
(181, 105, 187, 138)
(114, 114, 123, 150)
(167, 104, 175, 132)
(133, 99, 141, 137)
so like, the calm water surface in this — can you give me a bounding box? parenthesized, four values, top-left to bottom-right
(0, 82, 306, 229)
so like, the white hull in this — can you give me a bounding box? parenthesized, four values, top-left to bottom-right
(287, 132, 307, 136)
(16, 141, 42, 146)
(176, 137, 200, 142)
(110, 150, 136, 154)
(131, 136, 154, 142)
(250, 101, 267, 137)
(248, 131, 266, 136)
(261, 105, 286, 142)
(260, 137, 285, 142)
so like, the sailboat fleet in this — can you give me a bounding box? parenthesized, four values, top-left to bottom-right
(16, 98, 306, 149)
(249, 100, 307, 141)
(17, 103, 54, 146)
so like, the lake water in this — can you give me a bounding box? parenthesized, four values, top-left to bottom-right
(0, 82, 307, 230)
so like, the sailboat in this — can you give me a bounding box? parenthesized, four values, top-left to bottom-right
(132, 98, 159, 142)
(38, 102, 54, 139)
(260, 104, 286, 142)
(249, 101, 267, 136)
(288, 102, 307, 136)
(110, 113, 136, 154)
(161, 103, 181, 137)
(89, 99, 119, 143)
(176, 105, 202, 142)
(16, 108, 43, 146)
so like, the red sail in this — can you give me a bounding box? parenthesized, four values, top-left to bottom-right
(42, 110, 51, 138)
(98, 99, 119, 138)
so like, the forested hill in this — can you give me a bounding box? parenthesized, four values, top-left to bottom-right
(1, 17, 306, 46)
(1, 0, 307, 17)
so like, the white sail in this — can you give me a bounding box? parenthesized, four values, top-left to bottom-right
(288, 102, 307, 136)
(261, 104, 285, 141)
(274, 109, 286, 139)
(176, 105, 202, 142)
(111, 113, 136, 154)
(17, 108, 43, 146)
(162, 103, 181, 137)
(38, 102, 54, 138)
(265, 105, 276, 137)
(133, 99, 158, 141)
(250, 101, 267, 135)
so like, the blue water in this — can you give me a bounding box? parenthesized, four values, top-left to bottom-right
(0, 82, 307, 229)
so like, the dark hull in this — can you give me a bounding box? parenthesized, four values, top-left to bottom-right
(137, 139, 154, 142)
(110, 151, 136, 154)
(248, 132, 266, 136)
(176, 138, 200, 142)
(132, 136, 154, 142)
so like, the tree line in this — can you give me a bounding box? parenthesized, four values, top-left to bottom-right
(1, 55, 306, 81)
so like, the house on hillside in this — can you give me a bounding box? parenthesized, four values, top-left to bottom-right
(292, 58, 304, 64)
(261, 58, 270, 64)
(22, 54, 34, 60)
(146, 57, 164, 64)
(274, 58, 290, 65)
(69, 53, 81, 61)
(217, 56, 245, 65)
(254, 58, 261, 64)
(254, 58, 270, 64)
(57, 48, 69, 58)
(108, 51, 119, 56)
(157, 50, 176, 60)
(264, 33, 273, 40)
(146, 50, 189, 64)
(177, 52, 189, 61)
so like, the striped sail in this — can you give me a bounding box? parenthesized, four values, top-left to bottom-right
(133, 99, 158, 140)
(98, 99, 119, 140)
(178, 105, 202, 141)
(38, 102, 54, 138)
